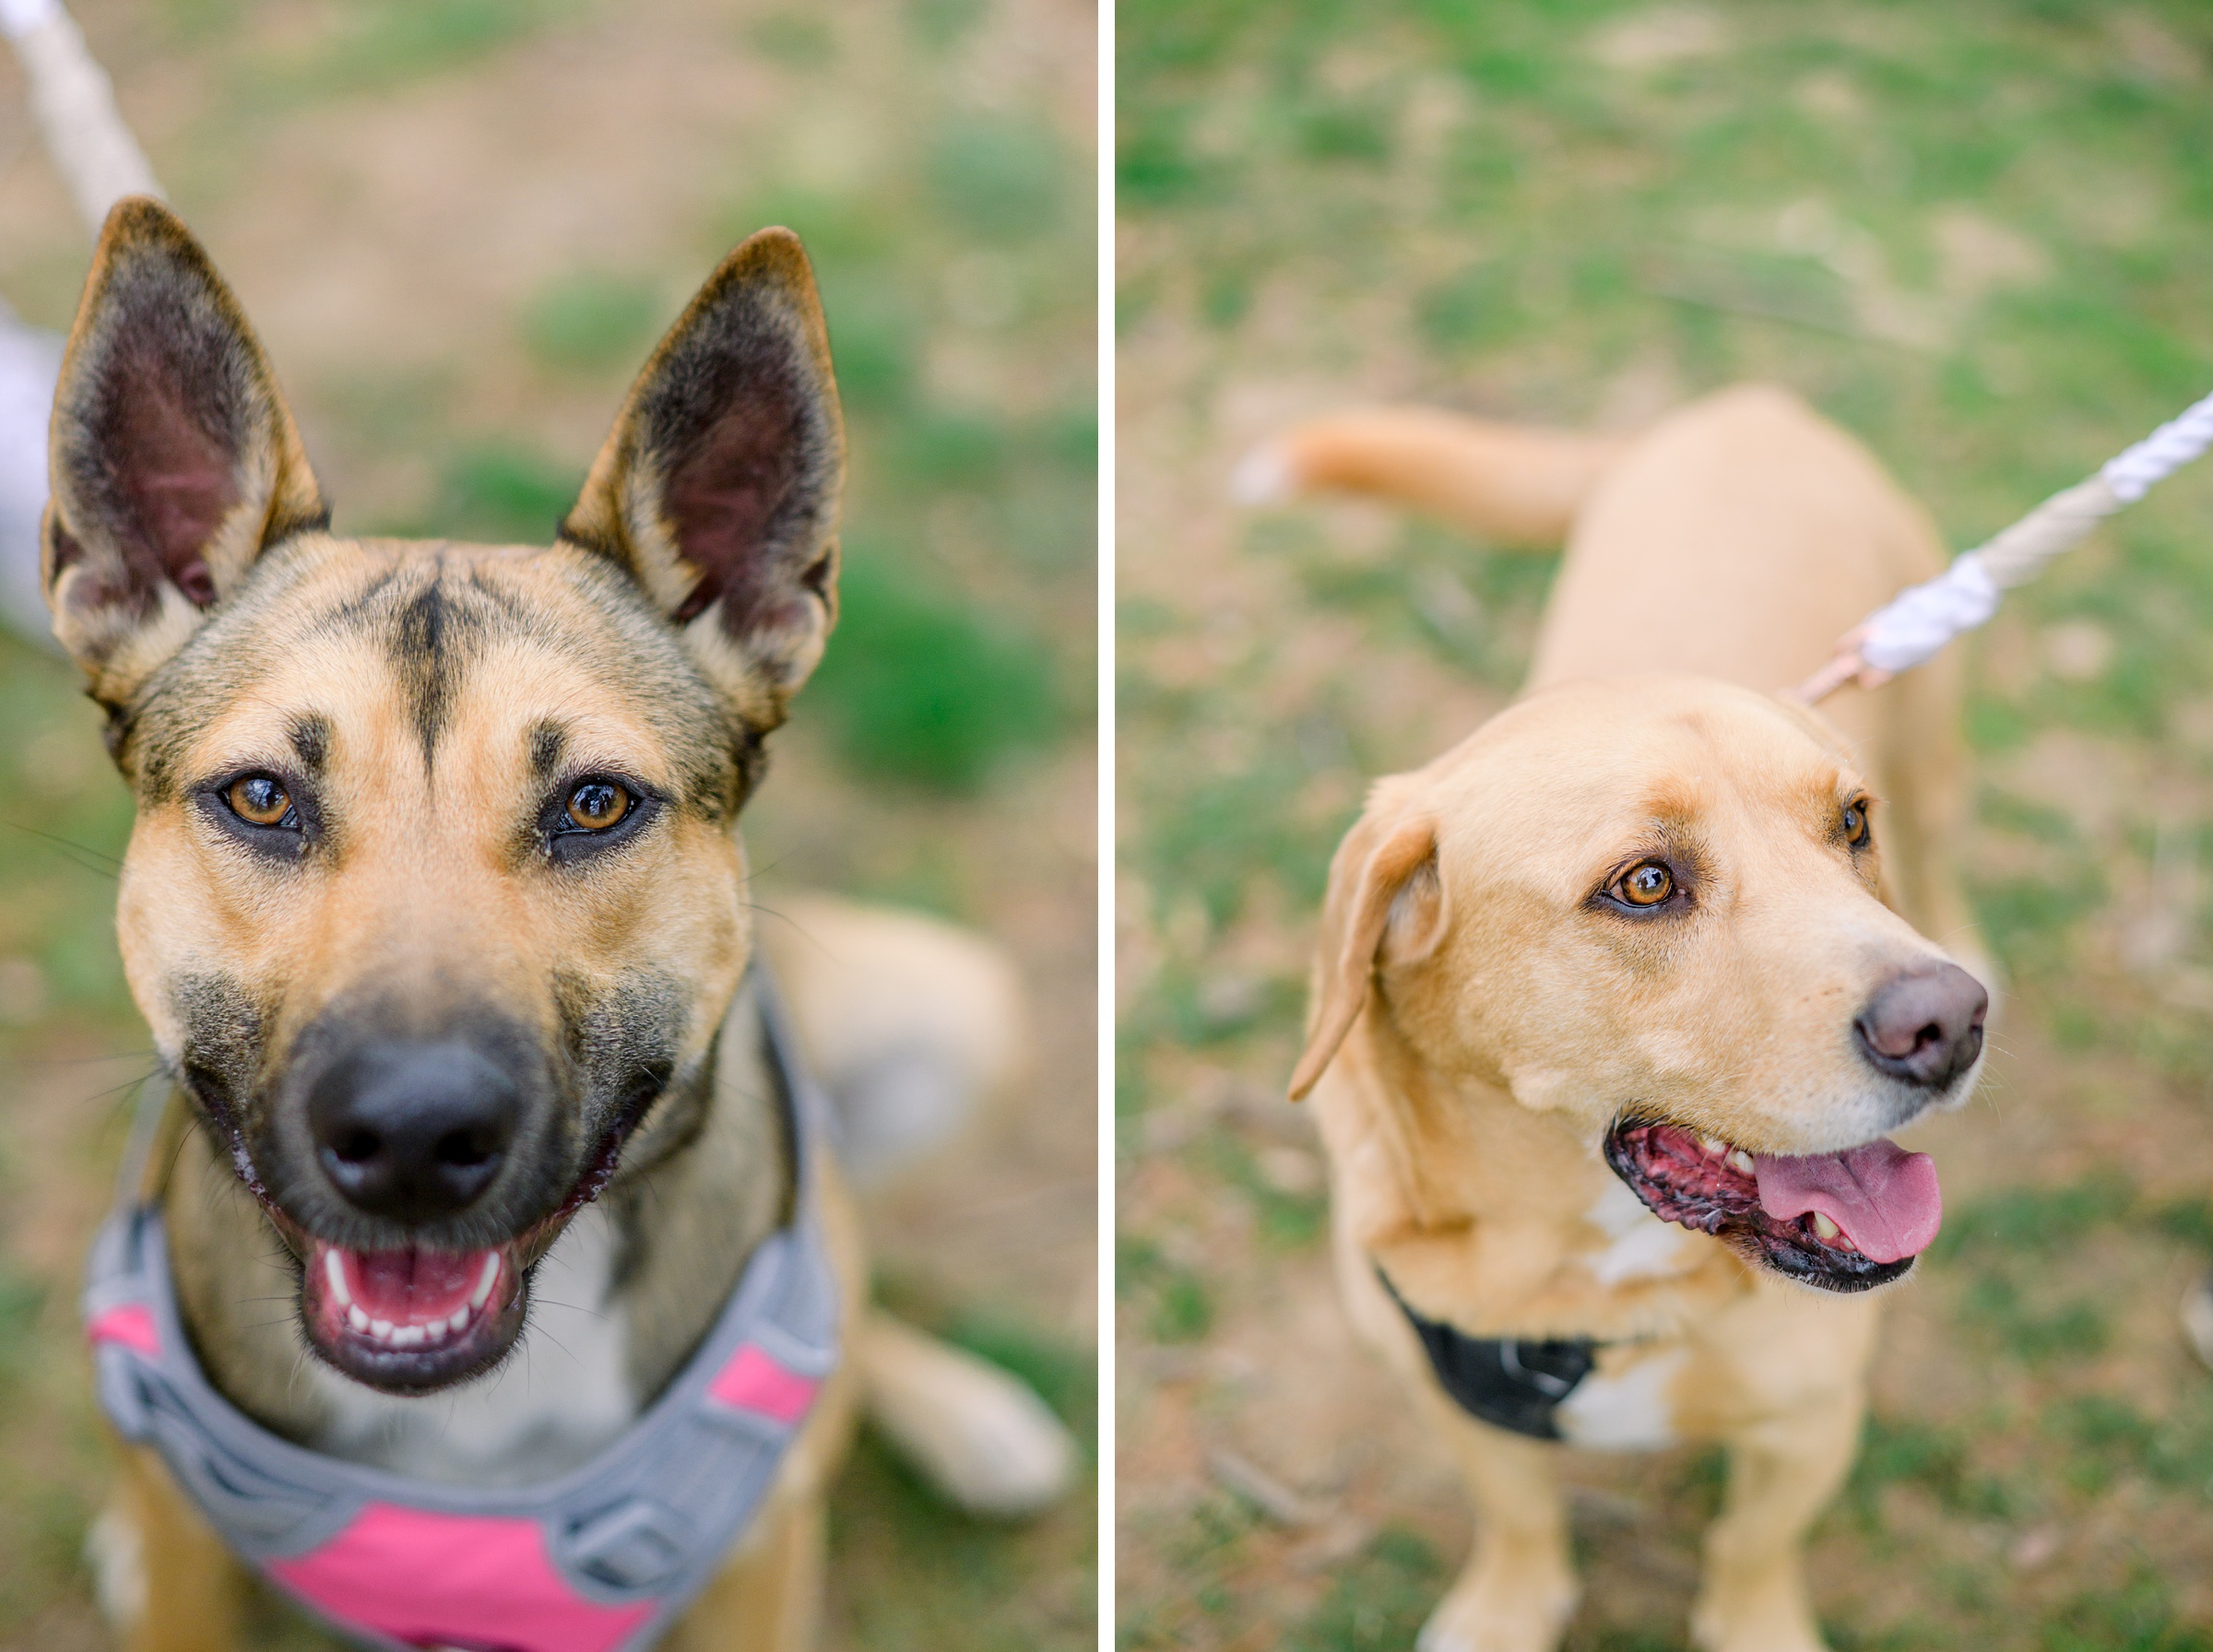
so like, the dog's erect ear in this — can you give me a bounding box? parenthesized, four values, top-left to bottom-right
(1289, 784, 1447, 1102)
(562, 228, 844, 736)
(43, 197, 326, 708)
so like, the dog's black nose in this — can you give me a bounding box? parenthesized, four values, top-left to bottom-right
(1854, 963, 1988, 1091)
(308, 1042, 521, 1222)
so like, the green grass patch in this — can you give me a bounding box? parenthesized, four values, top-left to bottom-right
(1967, 868, 2106, 974)
(1846, 1414, 1995, 1525)
(1200, 1134, 1326, 1250)
(430, 443, 585, 545)
(1119, 1237, 1215, 1344)
(254, 0, 570, 100)
(1131, 752, 1350, 933)
(1961, 1275, 2110, 1366)
(1933, 1174, 2135, 1262)
(929, 114, 1068, 242)
(2048, 1392, 2158, 1494)
(1284, 1527, 1444, 1652)
(2040, 1571, 2213, 1652)
(806, 541, 1060, 792)
(520, 272, 667, 377)
(749, 13, 836, 70)
(0, 1268, 45, 1386)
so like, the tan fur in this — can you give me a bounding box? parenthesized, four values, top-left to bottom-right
(760, 893, 1027, 1186)
(61, 199, 1070, 1647)
(1258, 407, 1626, 549)
(108, 1445, 244, 1652)
(1275, 385, 1985, 1652)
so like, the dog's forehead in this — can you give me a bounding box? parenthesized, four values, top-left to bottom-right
(132, 534, 734, 797)
(1426, 676, 1864, 867)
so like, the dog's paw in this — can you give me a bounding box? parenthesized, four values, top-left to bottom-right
(84, 1504, 146, 1630)
(1690, 1590, 1828, 1652)
(1415, 1568, 1576, 1652)
(857, 1311, 1080, 1517)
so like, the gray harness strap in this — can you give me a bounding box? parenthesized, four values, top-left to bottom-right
(82, 969, 840, 1652)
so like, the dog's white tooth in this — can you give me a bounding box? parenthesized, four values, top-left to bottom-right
(471, 1254, 501, 1309)
(1812, 1212, 1840, 1241)
(1728, 1150, 1756, 1175)
(370, 1318, 393, 1340)
(449, 1306, 469, 1334)
(324, 1249, 351, 1306)
(348, 1304, 371, 1333)
(427, 1318, 446, 1342)
(393, 1326, 423, 1348)
(1698, 1135, 1726, 1157)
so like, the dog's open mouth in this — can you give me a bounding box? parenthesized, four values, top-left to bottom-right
(299, 1237, 528, 1390)
(1604, 1120, 1942, 1292)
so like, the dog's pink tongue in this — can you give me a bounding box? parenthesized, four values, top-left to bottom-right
(1753, 1139, 1942, 1263)
(348, 1246, 487, 1323)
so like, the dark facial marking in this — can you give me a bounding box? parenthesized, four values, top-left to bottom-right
(529, 721, 567, 780)
(392, 571, 456, 764)
(171, 971, 267, 1139)
(555, 967, 688, 1133)
(289, 714, 329, 776)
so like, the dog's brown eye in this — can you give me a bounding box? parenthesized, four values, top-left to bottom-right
(566, 783, 631, 832)
(226, 775, 293, 827)
(1617, 861, 1674, 906)
(1842, 799, 1871, 847)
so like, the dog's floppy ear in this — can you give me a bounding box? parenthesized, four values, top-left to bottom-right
(43, 197, 326, 708)
(562, 228, 844, 737)
(1289, 781, 1448, 1101)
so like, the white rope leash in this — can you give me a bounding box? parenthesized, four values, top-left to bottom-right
(1, 0, 161, 231)
(0, 0, 165, 645)
(1796, 386, 2213, 702)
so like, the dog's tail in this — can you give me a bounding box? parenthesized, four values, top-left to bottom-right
(1231, 407, 1629, 549)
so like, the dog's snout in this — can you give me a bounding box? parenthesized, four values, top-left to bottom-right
(1853, 963, 1987, 1091)
(308, 1042, 522, 1223)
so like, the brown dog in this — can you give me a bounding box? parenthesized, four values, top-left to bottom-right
(1249, 385, 1991, 1652)
(48, 198, 1071, 1651)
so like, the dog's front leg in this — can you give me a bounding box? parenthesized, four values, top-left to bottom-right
(1417, 1397, 1578, 1652)
(661, 1491, 826, 1652)
(91, 1445, 246, 1652)
(1690, 1387, 1863, 1652)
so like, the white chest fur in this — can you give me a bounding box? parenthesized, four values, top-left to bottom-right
(1580, 1176, 1695, 1286)
(1556, 1345, 1685, 1450)
(304, 1207, 637, 1486)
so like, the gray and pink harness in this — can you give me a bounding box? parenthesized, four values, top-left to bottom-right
(81, 974, 840, 1652)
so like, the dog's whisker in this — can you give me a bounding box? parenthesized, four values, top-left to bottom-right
(0, 817, 124, 877)
(77, 1069, 161, 1108)
(18, 1047, 159, 1067)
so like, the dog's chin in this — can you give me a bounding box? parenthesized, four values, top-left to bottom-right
(296, 1234, 534, 1393)
(1603, 1120, 1924, 1294)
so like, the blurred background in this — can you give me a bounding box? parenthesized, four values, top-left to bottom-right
(1118, 2, 2213, 1647)
(0, 1, 1095, 1646)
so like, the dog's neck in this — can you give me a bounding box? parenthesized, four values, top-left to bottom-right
(161, 977, 791, 1482)
(1317, 997, 1750, 1342)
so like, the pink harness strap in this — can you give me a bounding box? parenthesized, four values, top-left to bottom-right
(266, 1504, 654, 1652)
(707, 1343, 820, 1425)
(83, 973, 841, 1652)
(87, 1302, 160, 1359)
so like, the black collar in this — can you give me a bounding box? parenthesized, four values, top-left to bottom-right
(1377, 1267, 1597, 1441)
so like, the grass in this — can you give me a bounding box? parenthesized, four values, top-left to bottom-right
(1119, 0, 2213, 1646)
(809, 537, 1063, 791)
(519, 272, 669, 377)
(1283, 1528, 1445, 1652)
